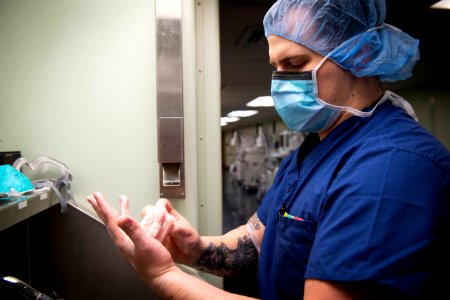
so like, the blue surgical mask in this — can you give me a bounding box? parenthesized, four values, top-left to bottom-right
(271, 57, 376, 133)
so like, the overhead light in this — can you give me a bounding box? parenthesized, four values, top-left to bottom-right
(430, 0, 450, 9)
(246, 96, 274, 107)
(227, 110, 259, 118)
(221, 116, 240, 126)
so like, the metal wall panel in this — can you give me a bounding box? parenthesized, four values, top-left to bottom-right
(156, 0, 185, 198)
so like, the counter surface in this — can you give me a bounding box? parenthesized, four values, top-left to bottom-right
(0, 190, 59, 232)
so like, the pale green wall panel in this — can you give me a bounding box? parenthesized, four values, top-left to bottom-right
(0, 0, 160, 219)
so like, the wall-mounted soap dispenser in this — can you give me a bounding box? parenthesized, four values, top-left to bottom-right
(156, 0, 185, 198)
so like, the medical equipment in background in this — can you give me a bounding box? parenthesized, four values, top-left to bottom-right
(227, 126, 305, 202)
(228, 131, 250, 187)
(255, 126, 277, 202)
(13, 156, 74, 213)
(277, 130, 305, 156)
(229, 128, 270, 190)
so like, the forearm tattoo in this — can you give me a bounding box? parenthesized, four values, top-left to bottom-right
(249, 213, 261, 230)
(195, 235, 258, 277)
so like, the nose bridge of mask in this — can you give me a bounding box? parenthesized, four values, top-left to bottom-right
(271, 73, 315, 107)
(272, 71, 313, 81)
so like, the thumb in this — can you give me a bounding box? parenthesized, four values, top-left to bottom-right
(117, 216, 149, 247)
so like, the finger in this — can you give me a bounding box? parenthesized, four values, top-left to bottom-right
(147, 211, 168, 239)
(154, 198, 168, 212)
(147, 210, 165, 238)
(118, 216, 151, 250)
(93, 192, 126, 241)
(153, 199, 178, 241)
(155, 213, 175, 243)
(140, 205, 156, 231)
(93, 191, 117, 217)
(157, 198, 179, 219)
(86, 193, 106, 223)
(119, 194, 131, 217)
(86, 194, 98, 210)
(140, 205, 154, 219)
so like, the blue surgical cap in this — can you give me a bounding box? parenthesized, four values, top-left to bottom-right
(263, 0, 420, 82)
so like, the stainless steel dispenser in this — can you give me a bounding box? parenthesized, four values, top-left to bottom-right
(156, 0, 185, 198)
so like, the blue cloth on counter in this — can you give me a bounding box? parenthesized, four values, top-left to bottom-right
(0, 164, 34, 198)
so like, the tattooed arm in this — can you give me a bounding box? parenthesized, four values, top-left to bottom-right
(87, 193, 259, 300)
(193, 213, 265, 277)
(137, 198, 265, 278)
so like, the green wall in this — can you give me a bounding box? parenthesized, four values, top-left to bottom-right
(0, 0, 159, 218)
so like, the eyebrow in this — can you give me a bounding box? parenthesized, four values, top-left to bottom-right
(269, 53, 309, 68)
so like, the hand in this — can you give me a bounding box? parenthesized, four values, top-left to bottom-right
(86, 192, 175, 282)
(139, 198, 176, 243)
(140, 198, 204, 266)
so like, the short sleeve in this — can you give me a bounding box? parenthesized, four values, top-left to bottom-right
(305, 147, 450, 295)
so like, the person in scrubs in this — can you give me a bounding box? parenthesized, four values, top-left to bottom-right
(87, 0, 450, 299)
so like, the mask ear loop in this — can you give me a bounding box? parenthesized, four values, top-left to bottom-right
(311, 24, 396, 118)
(311, 54, 387, 118)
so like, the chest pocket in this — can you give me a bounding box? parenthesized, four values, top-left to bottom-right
(274, 216, 317, 298)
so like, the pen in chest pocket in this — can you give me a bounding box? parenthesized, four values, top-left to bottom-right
(279, 202, 304, 222)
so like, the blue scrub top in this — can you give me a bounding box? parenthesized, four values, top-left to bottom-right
(257, 100, 450, 299)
